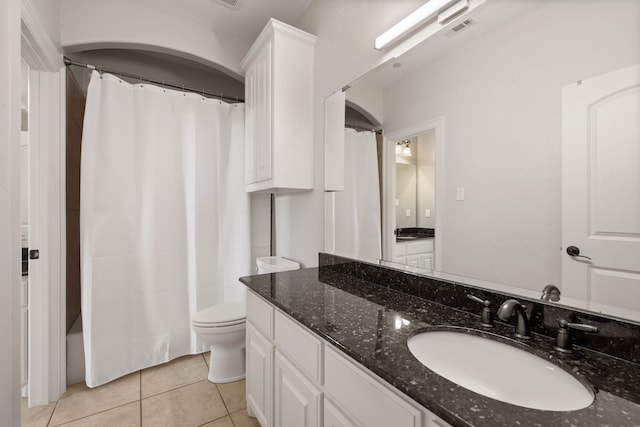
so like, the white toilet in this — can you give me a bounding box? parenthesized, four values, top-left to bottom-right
(192, 256, 300, 383)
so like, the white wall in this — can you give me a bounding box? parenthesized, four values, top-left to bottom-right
(416, 131, 435, 229)
(1, 0, 24, 423)
(66, 49, 245, 100)
(346, 81, 384, 126)
(28, 0, 62, 45)
(61, 0, 249, 78)
(285, 0, 425, 267)
(383, 0, 640, 290)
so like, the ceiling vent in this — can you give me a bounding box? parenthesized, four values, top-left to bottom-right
(444, 18, 476, 38)
(211, 0, 240, 10)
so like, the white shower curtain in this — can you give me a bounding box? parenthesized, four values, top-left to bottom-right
(80, 71, 250, 387)
(333, 129, 381, 263)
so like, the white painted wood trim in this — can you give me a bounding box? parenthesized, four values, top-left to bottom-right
(1, 0, 24, 424)
(21, 5, 65, 403)
(21, 0, 62, 72)
(384, 117, 445, 271)
(27, 70, 66, 406)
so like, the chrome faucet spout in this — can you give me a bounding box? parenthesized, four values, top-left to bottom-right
(497, 299, 532, 339)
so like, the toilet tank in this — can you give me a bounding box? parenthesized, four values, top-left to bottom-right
(256, 256, 300, 274)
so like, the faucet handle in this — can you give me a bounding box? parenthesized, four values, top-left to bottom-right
(554, 319, 599, 353)
(466, 294, 495, 328)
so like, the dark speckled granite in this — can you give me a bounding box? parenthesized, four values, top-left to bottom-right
(240, 254, 640, 427)
(319, 253, 640, 365)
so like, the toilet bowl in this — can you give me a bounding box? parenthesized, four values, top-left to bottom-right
(192, 302, 246, 383)
(192, 257, 300, 383)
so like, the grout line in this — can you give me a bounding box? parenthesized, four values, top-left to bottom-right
(141, 379, 211, 401)
(139, 369, 143, 425)
(46, 401, 60, 427)
(49, 401, 138, 426)
(215, 382, 231, 415)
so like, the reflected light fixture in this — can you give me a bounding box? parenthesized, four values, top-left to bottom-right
(396, 140, 412, 157)
(374, 0, 459, 50)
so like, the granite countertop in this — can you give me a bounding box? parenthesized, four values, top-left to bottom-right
(240, 266, 640, 427)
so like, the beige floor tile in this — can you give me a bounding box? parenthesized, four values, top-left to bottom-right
(230, 409, 261, 427)
(141, 380, 227, 427)
(49, 372, 140, 426)
(141, 354, 209, 398)
(199, 415, 234, 427)
(202, 351, 211, 368)
(56, 402, 140, 427)
(216, 379, 246, 413)
(21, 397, 57, 427)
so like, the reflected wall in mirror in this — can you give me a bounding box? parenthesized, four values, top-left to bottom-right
(326, 0, 640, 322)
(395, 131, 436, 231)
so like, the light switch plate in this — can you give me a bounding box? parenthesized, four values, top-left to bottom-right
(456, 187, 465, 201)
(406, 209, 411, 217)
(425, 209, 431, 217)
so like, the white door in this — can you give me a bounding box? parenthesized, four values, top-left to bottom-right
(562, 64, 640, 313)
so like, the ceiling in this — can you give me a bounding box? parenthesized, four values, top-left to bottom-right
(136, 0, 314, 44)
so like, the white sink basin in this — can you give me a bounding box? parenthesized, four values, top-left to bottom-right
(407, 330, 594, 411)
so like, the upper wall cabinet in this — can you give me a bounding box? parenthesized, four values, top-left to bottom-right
(241, 19, 316, 193)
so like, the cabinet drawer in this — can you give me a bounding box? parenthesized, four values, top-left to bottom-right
(406, 240, 434, 255)
(324, 346, 422, 427)
(274, 311, 322, 382)
(247, 291, 274, 338)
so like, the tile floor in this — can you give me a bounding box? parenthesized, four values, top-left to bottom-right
(21, 353, 260, 427)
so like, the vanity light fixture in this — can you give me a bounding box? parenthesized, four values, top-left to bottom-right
(374, 0, 459, 50)
(396, 140, 412, 157)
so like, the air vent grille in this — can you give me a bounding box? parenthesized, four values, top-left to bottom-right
(212, 0, 240, 10)
(444, 19, 476, 38)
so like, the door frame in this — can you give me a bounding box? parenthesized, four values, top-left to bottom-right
(383, 117, 445, 271)
(22, 0, 66, 406)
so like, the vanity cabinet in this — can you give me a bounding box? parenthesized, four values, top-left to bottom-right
(246, 322, 273, 427)
(324, 399, 356, 427)
(240, 19, 316, 193)
(275, 350, 322, 427)
(246, 290, 451, 427)
(395, 239, 434, 270)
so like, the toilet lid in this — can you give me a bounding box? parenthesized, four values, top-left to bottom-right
(192, 302, 246, 327)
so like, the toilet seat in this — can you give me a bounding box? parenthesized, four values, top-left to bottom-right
(192, 302, 246, 328)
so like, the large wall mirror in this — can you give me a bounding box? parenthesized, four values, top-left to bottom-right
(325, 0, 640, 322)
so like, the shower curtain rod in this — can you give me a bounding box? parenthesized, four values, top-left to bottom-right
(63, 57, 244, 103)
(345, 124, 382, 134)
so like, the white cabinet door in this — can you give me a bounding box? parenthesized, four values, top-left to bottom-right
(244, 40, 272, 186)
(421, 254, 434, 270)
(247, 322, 274, 427)
(324, 399, 356, 427)
(406, 254, 422, 268)
(275, 350, 322, 427)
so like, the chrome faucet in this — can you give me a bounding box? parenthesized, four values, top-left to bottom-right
(541, 284, 561, 302)
(497, 299, 532, 339)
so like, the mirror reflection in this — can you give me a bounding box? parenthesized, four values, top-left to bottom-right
(326, 0, 640, 321)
